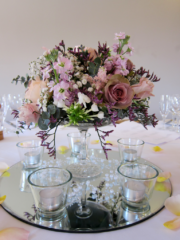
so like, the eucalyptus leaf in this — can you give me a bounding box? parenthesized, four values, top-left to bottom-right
(42, 111, 50, 119)
(50, 122, 57, 129)
(38, 117, 50, 130)
(47, 105, 56, 114)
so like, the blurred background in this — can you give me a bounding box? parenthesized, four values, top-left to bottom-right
(0, 0, 180, 119)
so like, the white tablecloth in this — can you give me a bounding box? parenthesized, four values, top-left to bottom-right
(0, 121, 180, 239)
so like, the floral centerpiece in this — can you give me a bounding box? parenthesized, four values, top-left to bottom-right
(12, 31, 160, 159)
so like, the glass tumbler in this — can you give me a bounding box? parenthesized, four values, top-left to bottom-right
(117, 163, 158, 210)
(67, 132, 91, 158)
(16, 140, 42, 169)
(28, 167, 72, 220)
(117, 138, 144, 164)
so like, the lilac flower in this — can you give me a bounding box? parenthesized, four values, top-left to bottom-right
(53, 56, 73, 80)
(41, 65, 52, 80)
(114, 32, 126, 40)
(48, 81, 55, 92)
(53, 81, 70, 101)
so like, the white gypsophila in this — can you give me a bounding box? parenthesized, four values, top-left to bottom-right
(91, 103, 99, 112)
(43, 106, 47, 112)
(88, 87, 93, 92)
(73, 84, 78, 89)
(78, 92, 91, 108)
(97, 111, 104, 119)
(74, 72, 80, 77)
(77, 81, 82, 87)
(82, 78, 87, 85)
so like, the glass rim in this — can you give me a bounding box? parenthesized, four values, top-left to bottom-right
(117, 163, 159, 181)
(16, 140, 41, 148)
(117, 138, 145, 146)
(67, 132, 91, 138)
(28, 167, 72, 188)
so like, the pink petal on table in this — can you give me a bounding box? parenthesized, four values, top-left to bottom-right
(152, 146, 163, 152)
(164, 217, 180, 230)
(165, 195, 180, 216)
(157, 172, 171, 182)
(0, 227, 29, 240)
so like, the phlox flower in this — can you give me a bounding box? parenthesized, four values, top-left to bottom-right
(41, 65, 52, 80)
(53, 80, 70, 101)
(104, 55, 129, 76)
(114, 32, 126, 40)
(53, 56, 73, 80)
(112, 43, 119, 53)
(48, 81, 56, 92)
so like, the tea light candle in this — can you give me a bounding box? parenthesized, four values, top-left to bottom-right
(124, 181, 146, 202)
(123, 149, 137, 162)
(73, 142, 81, 153)
(24, 151, 40, 165)
(39, 188, 62, 211)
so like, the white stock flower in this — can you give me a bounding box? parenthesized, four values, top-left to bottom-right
(43, 106, 47, 112)
(88, 87, 93, 92)
(78, 92, 91, 108)
(73, 84, 78, 89)
(97, 111, 104, 119)
(77, 81, 82, 87)
(53, 100, 65, 108)
(91, 103, 99, 112)
(82, 78, 87, 85)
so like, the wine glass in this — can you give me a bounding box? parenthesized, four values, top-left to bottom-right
(168, 96, 177, 130)
(170, 94, 180, 133)
(159, 95, 169, 129)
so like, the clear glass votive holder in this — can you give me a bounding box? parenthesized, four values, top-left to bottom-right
(28, 167, 72, 221)
(117, 138, 144, 164)
(117, 163, 159, 210)
(16, 140, 42, 169)
(67, 132, 91, 158)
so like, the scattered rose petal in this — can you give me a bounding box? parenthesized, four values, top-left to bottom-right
(106, 141, 118, 147)
(58, 146, 69, 154)
(0, 195, 6, 204)
(164, 217, 180, 230)
(157, 172, 171, 182)
(152, 146, 163, 152)
(165, 195, 180, 216)
(0, 227, 29, 240)
(154, 182, 171, 194)
(1, 172, 10, 177)
(0, 162, 9, 173)
(91, 140, 100, 144)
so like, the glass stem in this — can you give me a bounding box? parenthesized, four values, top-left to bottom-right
(81, 181, 87, 209)
(80, 129, 88, 160)
(172, 113, 176, 129)
(162, 117, 166, 129)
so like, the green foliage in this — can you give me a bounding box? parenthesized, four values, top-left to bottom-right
(47, 105, 56, 115)
(12, 74, 31, 88)
(38, 117, 50, 130)
(66, 103, 93, 125)
(42, 111, 50, 119)
(45, 49, 58, 62)
(88, 57, 101, 77)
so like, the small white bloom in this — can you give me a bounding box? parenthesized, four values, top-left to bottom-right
(97, 111, 104, 119)
(42, 87, 48, 93)
(77, 81, 82, 87)
(88, 87, 93, 92)
(57, 100, 65, 108)
(91, 103, 99, 112)
(43, 106, 47, 112)
(74, 72, 80, 77)
(78, 92, 91, 108)
(43, 99, 47, 104)
(73, 84, 78, 89)
(82, 78, 87, 85)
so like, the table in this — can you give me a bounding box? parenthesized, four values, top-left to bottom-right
(0, 121, 180, 239)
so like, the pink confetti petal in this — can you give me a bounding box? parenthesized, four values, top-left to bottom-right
(165, 195, 180, 216)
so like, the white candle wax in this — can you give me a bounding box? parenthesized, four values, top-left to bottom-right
(123, 149, 137, 162)
(24, 151, 40, 165)
(124, 181, 146, 202)
(73, 142, 81, 153)
(39, 188, 62, 211)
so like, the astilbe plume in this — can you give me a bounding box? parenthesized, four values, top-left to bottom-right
(134, 67, 160, 82)
(98, 42, 110, 63)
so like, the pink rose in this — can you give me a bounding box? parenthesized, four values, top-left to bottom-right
(19, 103, 39, 126)
(25, 76, 48, 103)
(104, 74, 134, 109)
(132, 77, 154, 99)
